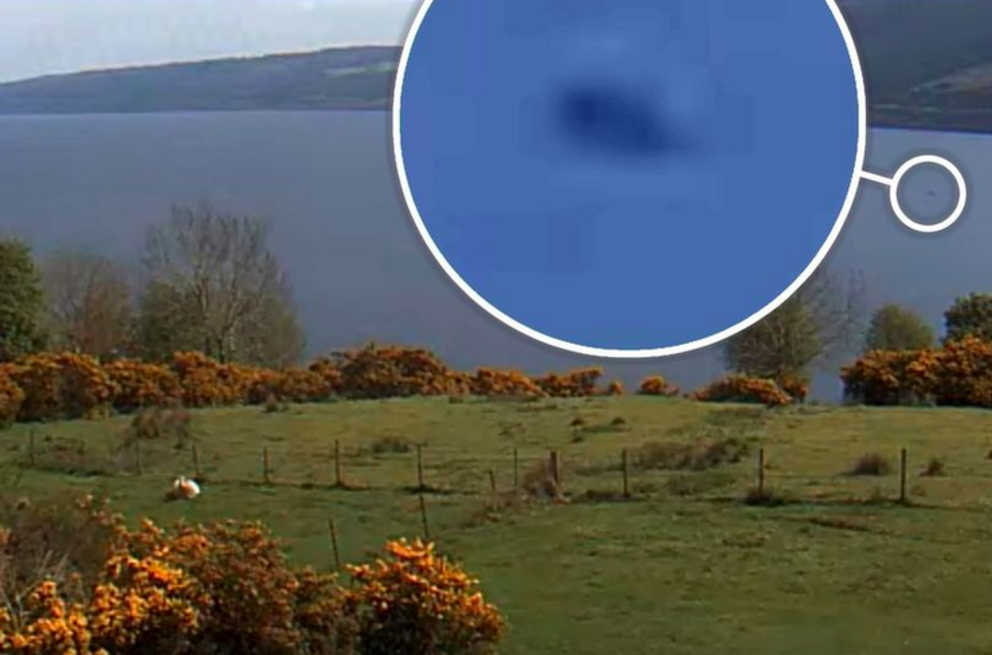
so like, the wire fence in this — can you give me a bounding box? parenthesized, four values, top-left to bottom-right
(15, 428, 992, 515)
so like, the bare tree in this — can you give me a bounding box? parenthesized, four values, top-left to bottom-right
(724, 268, 867, 383)
(138, 204, 304, 367)
(42, 250, 133, 358)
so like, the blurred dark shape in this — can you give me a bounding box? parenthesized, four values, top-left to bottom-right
(556, 82, 676, 157)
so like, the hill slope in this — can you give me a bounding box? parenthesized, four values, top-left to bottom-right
(839, 0, 992, 132)
(0, 46, 399, 113)
(0, 3, 991, 132)
(3, 398, 992, 654)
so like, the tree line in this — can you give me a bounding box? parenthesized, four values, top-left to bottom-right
(3, 203, 991, 385)
(0, 203, 304, 367)
(722, 271, 992, 388)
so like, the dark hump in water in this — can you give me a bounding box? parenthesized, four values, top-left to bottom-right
(555, 82, 677, 157)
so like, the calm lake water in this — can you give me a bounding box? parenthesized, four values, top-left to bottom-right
(0, 111, 989, 399)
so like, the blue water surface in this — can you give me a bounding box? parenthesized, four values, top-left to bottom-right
(398, 0, 860, 352)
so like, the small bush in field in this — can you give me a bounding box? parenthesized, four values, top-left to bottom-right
(371, 435, 413, 455)
(849, 452, 892, 476)
(128, 406, 193, 449)
(922, 457, 946, 477)
(262, 393, 289, 414)
(634, 438, 749, 471)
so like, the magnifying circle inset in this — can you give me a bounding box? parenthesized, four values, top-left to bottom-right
(890, 156, 967, 234)
(393, 0, 968, 359)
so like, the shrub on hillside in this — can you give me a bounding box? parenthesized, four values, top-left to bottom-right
(329, 343, 462, 399)
(0, 497, 505, 655)
(104, 359, 182, 412)
(605, 380, 624, 396)
(471, 367, 545, 399)
(933, 335, 992, 408)
(275, 367, 335, 403)
(840, 348, 939, 406)
(0, 370, 24, 428)
(345, 539, 505, 655)
(4, 353, 117, 421)
(637, 375, 680, 397)
(692, 375, 792, 407)
(534, 367, 603, 397)
(171, 351, 249, 408)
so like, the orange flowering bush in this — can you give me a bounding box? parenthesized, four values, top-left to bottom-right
(103, 360, 182, 412)
(331, 344, 460, 399)
(605, 380, 624, 396)
(778, 375, 810, 404)
(1, 495, 505, 655)
(0, 370, 24, 428)
(170, 352, 250, 408)
(308, 357, 344, 395)
(692, 375, 792, 407)
(841, 349, 938, 406)
(470, 367, 545, 399)
(345, 539, 505, 655)
(638, 375, 680, 397)
(1, 502, 355, 655)
(273, 368, 334, 403)
(535, 367, 603, 397)
(932, 335, 992, 407)
(4, 353, 117, 421)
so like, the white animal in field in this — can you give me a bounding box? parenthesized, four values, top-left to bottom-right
(172, 476, 201, 500)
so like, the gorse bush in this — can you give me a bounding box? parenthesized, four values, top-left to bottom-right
(637, 375, 680, 397)
(3, 353, 116, 421)
(0, 370, 24, 427)
(692, 375, 793, 407)
(345, 539, 505, 655)
(103, 359, 181, 411)
(0, 497, 505, 655)
(841, 336, 992, 408)
(534, 367, 603, 397)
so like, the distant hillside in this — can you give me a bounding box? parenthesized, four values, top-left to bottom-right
(839, 0, 992, 132)
(0, 46, 399, 114)
(0, 3, 991, 131)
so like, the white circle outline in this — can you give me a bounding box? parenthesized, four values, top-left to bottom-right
(889, 155, 967, 234)
(391, 0, 868, 359)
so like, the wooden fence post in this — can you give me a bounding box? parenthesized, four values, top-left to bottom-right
(334, 439, 343, 488)
(513, 448, 519, 491)
(263, 447, 272, 485)
(757, 447, 765, 496)
(328, 518, 342, 571)
(416, 444, 425, 490)
(899, 447, 908, 504)
(621, 448, 630, 499)
(418, 492, 431, 541)
(28, 430, 36, 467)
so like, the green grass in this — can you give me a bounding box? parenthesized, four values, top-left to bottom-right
(4, 397, 992, 654)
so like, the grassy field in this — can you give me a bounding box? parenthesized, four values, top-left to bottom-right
(3, 396, 992, 654)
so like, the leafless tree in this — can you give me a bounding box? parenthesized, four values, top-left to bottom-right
(724, 268, 867, 382)
(139, 203, 303, 366)
(41, 250, 134, 358)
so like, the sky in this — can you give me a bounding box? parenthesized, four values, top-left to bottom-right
(0, 0, 422, 83)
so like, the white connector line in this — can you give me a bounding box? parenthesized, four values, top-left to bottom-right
(858, 169, 894, 187)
